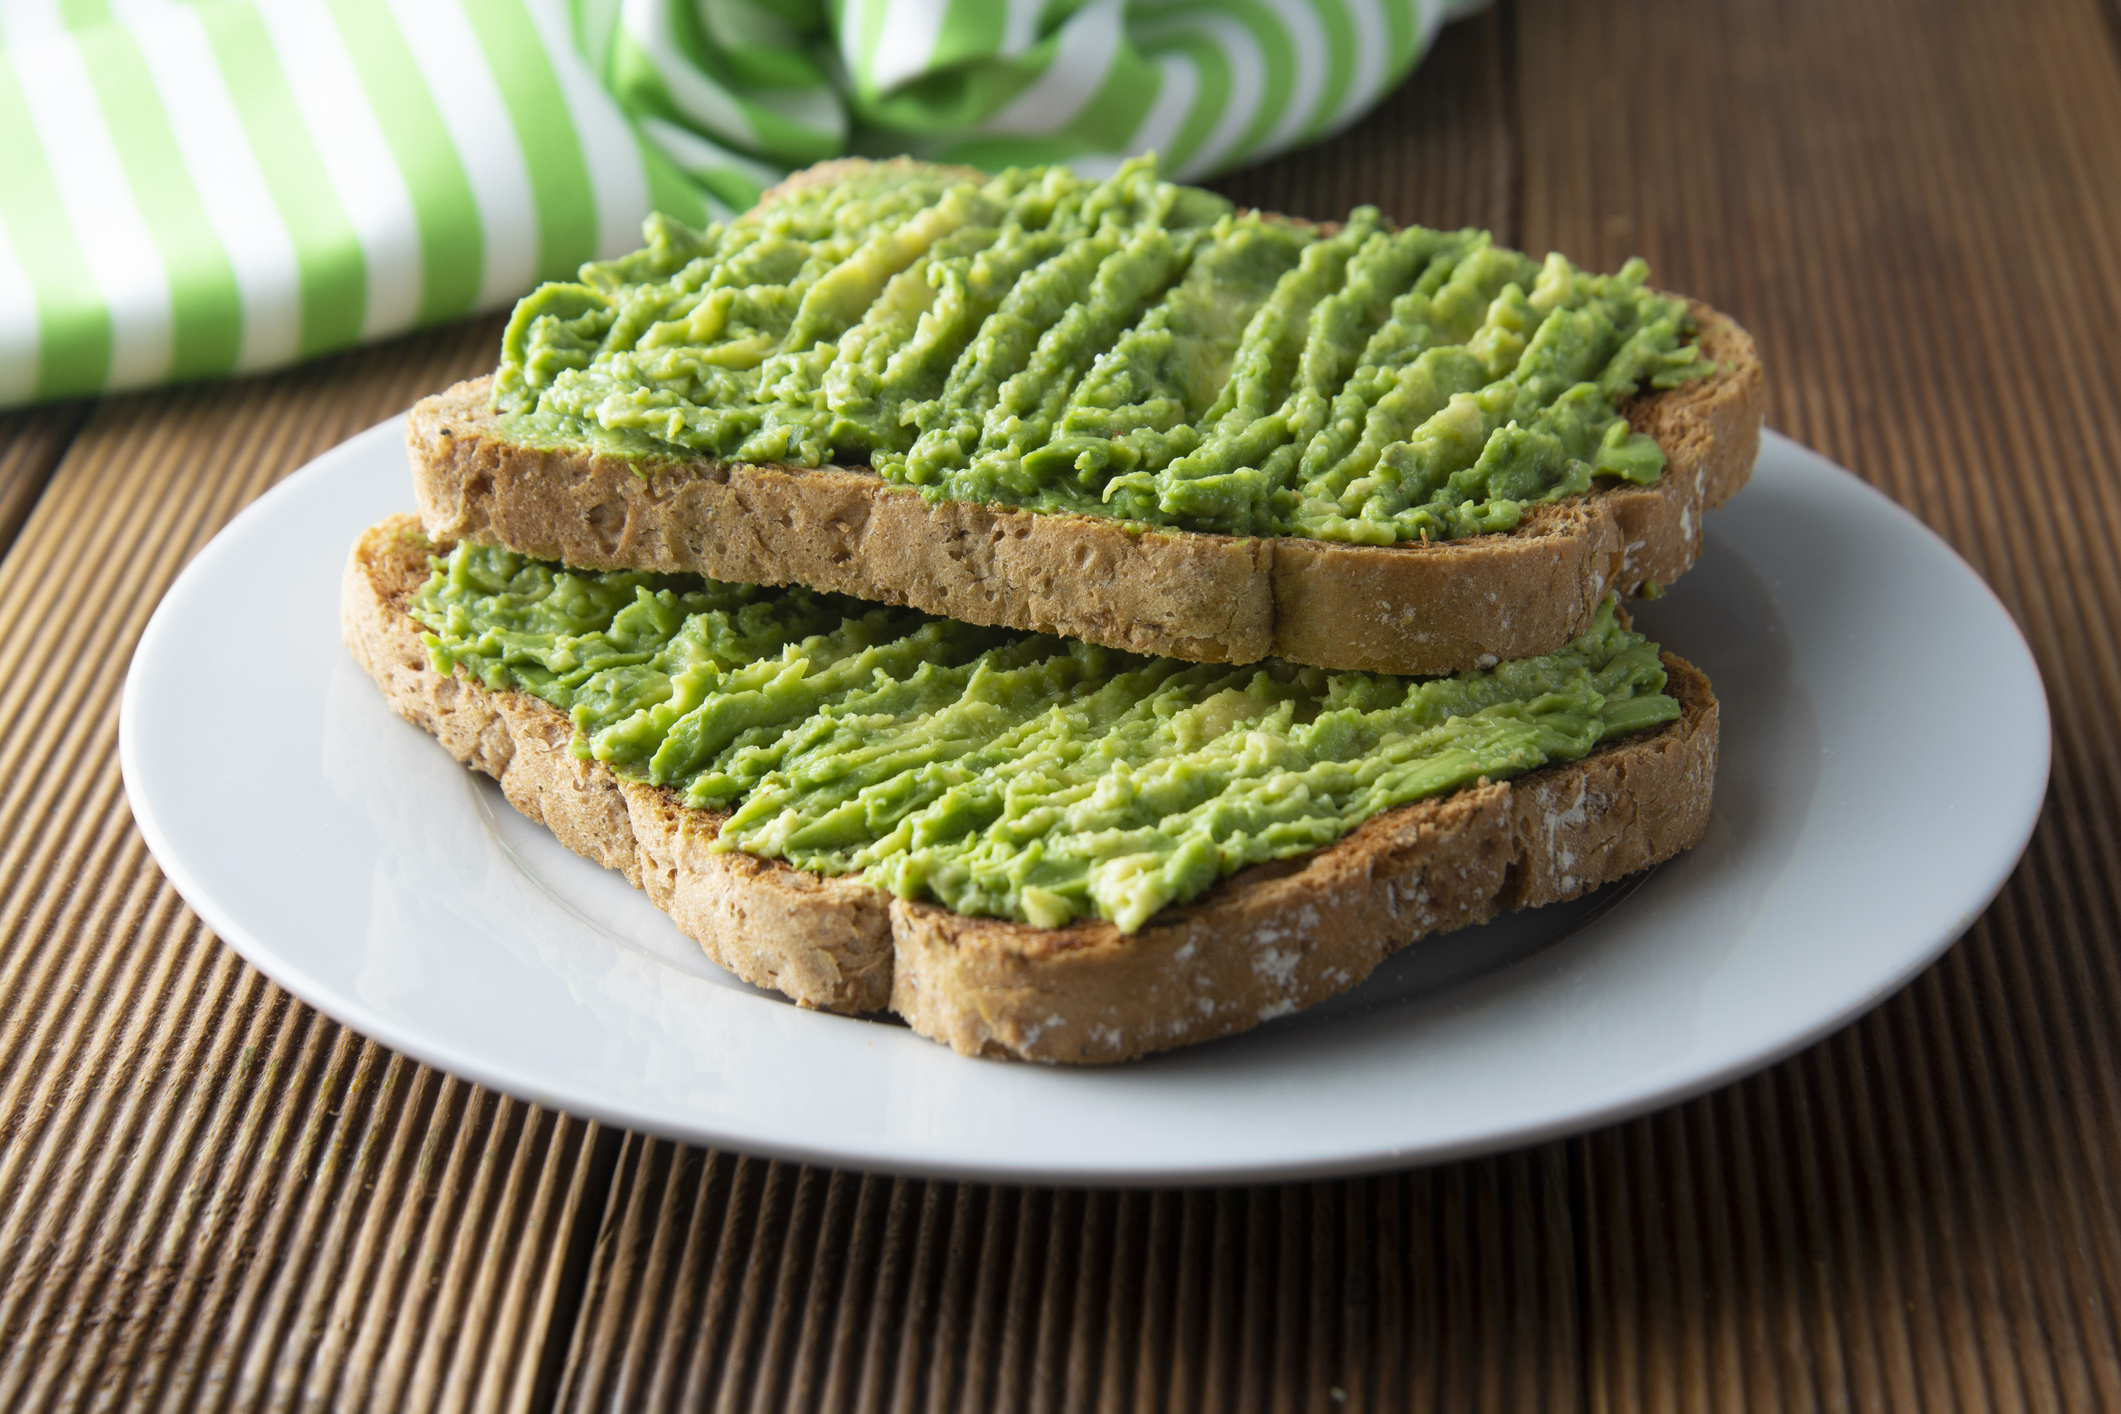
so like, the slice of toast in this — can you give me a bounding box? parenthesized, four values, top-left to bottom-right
(343, 515, 1719, 1064)
(407, 151, 1764, 676)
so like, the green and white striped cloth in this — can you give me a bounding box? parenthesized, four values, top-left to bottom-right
(0, 0, 1480, 407)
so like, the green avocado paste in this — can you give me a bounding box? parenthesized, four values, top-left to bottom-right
(494, 157, 1712, 546)
(413, 544, 1682, 933)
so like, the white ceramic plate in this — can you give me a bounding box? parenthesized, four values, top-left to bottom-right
(120, 424, 2049, 1185)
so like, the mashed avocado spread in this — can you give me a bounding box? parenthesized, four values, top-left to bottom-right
(413, 544, 1681, 932)
(494, 158, 1712, 546)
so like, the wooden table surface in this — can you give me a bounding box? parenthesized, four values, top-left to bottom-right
(5, 0, 2119, 1407)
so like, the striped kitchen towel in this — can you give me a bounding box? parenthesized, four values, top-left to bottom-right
(0, 0, 1480, 407)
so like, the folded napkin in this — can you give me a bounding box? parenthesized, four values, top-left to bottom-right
(0, 0, 1477, 407)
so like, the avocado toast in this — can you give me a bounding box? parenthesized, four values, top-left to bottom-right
(408, 157, 1764, 675)
(344, 517, 1715, 1063)
(348, 155, 1745, 1062)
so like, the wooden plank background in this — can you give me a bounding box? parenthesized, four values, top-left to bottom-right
(2, 0, 2118, 1407)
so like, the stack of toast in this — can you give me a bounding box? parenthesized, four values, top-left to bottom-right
(342, 158, 1765, 1063)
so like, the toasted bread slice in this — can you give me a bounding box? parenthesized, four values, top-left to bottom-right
(344, 515, 1718, 1063)
(410, 158, 1764, 675)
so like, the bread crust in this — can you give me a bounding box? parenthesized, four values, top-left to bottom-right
(411, 286, 1761, 675)
(343, 515, 1718, 1063)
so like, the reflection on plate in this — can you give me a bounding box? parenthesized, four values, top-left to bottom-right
(120, 427, 2048, 1184)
